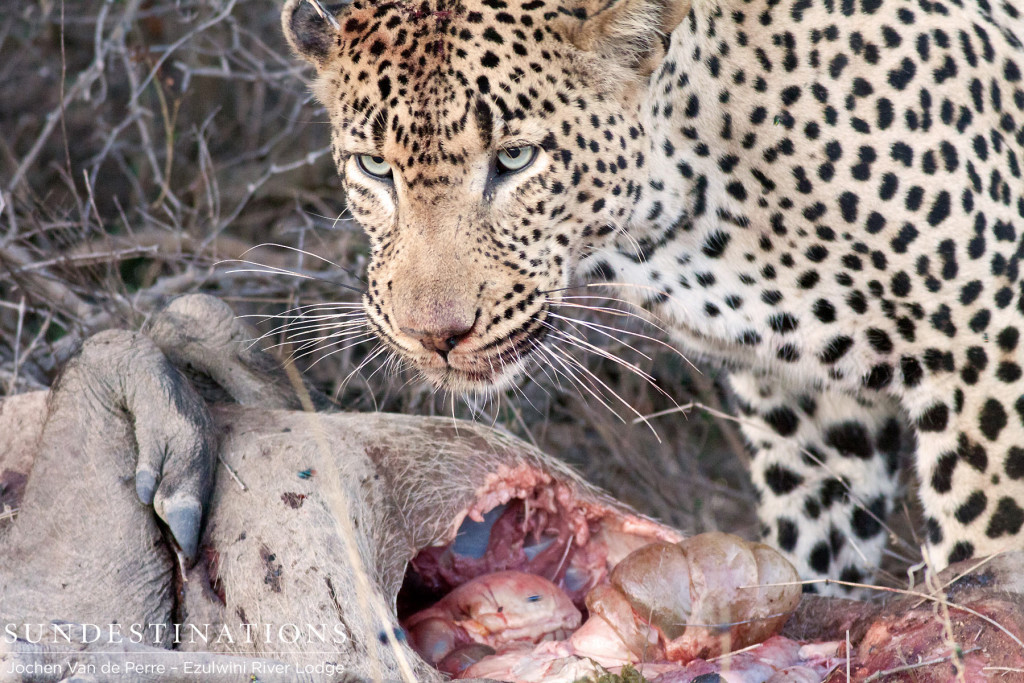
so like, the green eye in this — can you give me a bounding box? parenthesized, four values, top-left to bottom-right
(496, 145, 537, 173)
(357, 154, 392, 178)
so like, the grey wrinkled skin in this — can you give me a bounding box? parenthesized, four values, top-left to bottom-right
(145, 295, 333, 413)
(0, 328, 213, 630)
(0, 294, 650, 682)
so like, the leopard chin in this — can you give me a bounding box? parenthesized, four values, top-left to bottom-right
(408, 329, 548, 394)
(420, 364, 527, 394)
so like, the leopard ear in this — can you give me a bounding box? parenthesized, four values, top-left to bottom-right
(282, 0, 350, 68)
(557, 0, 689, 77)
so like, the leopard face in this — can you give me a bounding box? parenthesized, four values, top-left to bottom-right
(284, 0, 667, 391)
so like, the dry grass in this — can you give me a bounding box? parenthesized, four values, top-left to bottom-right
(0, 0, 916, 569)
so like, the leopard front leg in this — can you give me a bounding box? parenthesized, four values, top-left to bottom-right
(727, 370, 905, 595)
(904, 343, 1024, 570)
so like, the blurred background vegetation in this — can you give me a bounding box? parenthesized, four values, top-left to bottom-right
(2, 0, 881, 550)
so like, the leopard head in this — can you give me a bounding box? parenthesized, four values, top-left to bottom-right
(283, 0, 686, 390)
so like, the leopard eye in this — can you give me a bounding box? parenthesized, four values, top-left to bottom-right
(357, 154, 392, 178)
(496, 145, 537, 174)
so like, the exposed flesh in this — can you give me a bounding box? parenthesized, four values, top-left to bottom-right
(400, 478, 819, 682)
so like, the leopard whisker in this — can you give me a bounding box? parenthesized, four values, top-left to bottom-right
(240, 242, 366, 284)
(359, 347, 401, 388)
(278, 319, 368, 341)
(279, 336, 340, 356)
(536, 348, 584, 398)
(458, 389, 499, 425)
(335, 358, 390, 411)
(240, 242, 346, 270)
(259, 316, 366, 340)
(243, 315, 367, 351)
(548, 299, 647, 319)
(539, 342, 631, 418)
(219, 258, 366, 294)
(541, 321, 657, 386)
(390, 366, 423, 394)
(550, 294, 671, 326)
(546, 327, 676, 407)
(500, 376, 546, 450)
(380, 352, 405, 381)
(577, 280, 680, 303)
(223, 265, 316, 280)
(545, 327, 657, 388)
(449, 392, 461, 430)
(545, 346, 663, 437)
(520, 339, 564, 399)
(301, 209, 359, 233)
(284, 330, 371, 352)
(484, 391, 505, 429)
(301, 333, 380, 370)
(544, 281, 681, 312)
(239, 305, 365, 324)
(612, 225, 648, 264)
(523, 340, 561, 394)
(290, 324, 371, 343)
(547, 313, 655, 362)
(540, 289, 676, 327)
(333, 343, 390, 402)
(277, 326, 370, 349)
(577, 226, 647, 265)
(534, 343, 621, 418)
(492, 353, 540, 413)
(548, 309, 697, 371)
(289, 332, 378, 364)
(269, 327, 372, 355)
(542, 338, 662, 438)
(507, 340, 546, 394)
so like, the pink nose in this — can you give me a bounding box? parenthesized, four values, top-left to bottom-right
(404, 324, 474, 357)
(395, 300, 476, 359)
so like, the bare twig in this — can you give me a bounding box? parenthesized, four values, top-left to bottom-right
(6, 0, 135, 193)
(861, 648, 980, 682)
(6, 246, 159, 274)
(218, 454, 248, 491)
(8, 296, 25, 395)
(0, 506, 19, 525)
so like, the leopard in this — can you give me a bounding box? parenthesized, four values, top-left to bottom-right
(280, 0, 1024, 592)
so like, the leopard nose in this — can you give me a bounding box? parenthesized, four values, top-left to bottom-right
(398, 309, 476, 360)
(410, 326, 473, 358)
(392, 291, 478, 360)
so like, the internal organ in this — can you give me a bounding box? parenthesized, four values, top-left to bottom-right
(402, 532, 831, 680)
(404, 570, 582, 669)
